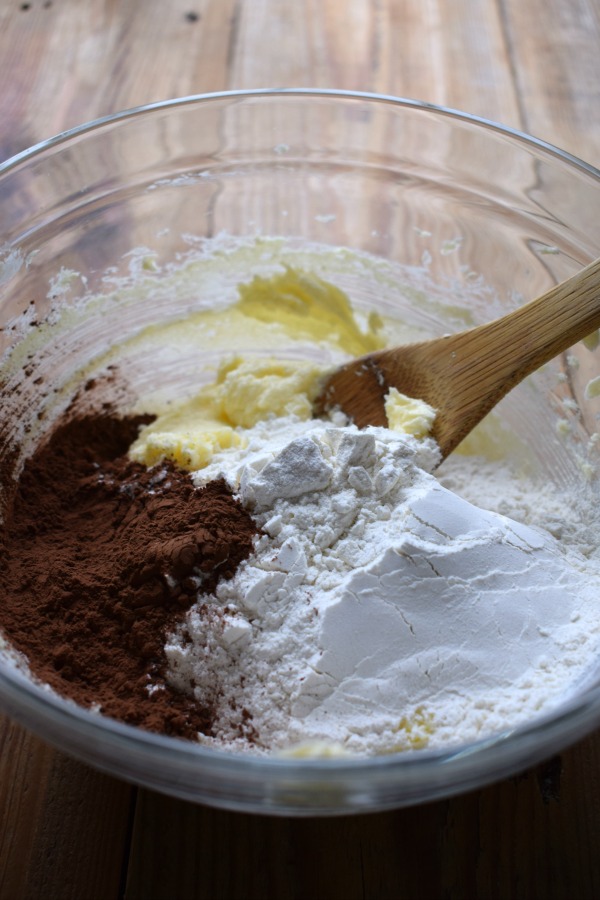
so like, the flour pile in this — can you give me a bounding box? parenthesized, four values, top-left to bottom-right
(163, 418, 600, 755)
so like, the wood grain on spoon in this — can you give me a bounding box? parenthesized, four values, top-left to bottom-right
(317, 257, 600, 459)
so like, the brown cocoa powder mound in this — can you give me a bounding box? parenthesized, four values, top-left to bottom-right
(0, 413, 259, 739)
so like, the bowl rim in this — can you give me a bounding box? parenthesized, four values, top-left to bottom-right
(3, 651, 600, 779)
(1, 87, 599, 181)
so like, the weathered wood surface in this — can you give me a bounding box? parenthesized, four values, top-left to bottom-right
(1, 1, 599, 897)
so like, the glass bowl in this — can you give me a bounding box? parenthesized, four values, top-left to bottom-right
(1, 89, 600, 816)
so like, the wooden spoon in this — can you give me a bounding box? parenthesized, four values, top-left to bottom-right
(316, 256, 600, 460)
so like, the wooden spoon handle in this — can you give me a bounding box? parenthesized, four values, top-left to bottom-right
(466, 255, 600, 381)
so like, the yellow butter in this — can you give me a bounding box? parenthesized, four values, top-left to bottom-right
(384, 387, 437, 438)
(130, 356, 324, 469)
(215, 356, 322, 428)
(585, 375, 600, 400)
(135, 427, 246, 470)
(236, 267, 385, 357)
(277, 740, 352, 759)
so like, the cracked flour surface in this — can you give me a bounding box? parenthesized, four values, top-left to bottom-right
(163, 417, 600, 756)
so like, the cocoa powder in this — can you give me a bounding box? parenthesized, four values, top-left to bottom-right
(0, 412, 259, 739)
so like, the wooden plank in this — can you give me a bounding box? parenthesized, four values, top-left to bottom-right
(2, 0, 596, 161)
(0, 717, 55, 898)
(502, 0, 600, 163)
(122, 734, 600, 899)
(0, 715, 135, 900)
(0, 0, 240, 160)
(442, 739, 600, 900)
(123, 788, 449, 899)
(227, 0, 524, 124)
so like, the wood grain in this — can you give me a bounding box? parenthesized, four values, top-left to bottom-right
(122, 740, 600, 900)
(503, 0, 600, 164)
(0, 717, 133, 900)
(0, 1, 599, 898)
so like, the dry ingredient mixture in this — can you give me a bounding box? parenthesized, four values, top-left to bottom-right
(1, 264, 600, 756)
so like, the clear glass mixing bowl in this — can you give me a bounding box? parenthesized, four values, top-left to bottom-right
(1, 90, 599, 815)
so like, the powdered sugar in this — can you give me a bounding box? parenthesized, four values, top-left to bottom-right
(164, 420, 600, 756)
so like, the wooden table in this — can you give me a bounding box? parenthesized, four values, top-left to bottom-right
(1, 2, 599, 897)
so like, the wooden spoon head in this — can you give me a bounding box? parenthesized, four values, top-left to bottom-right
(315, 355, 389, 429)
(315, 344, 478, 461)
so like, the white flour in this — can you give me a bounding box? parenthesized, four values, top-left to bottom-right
(164, 419, 600, 756)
